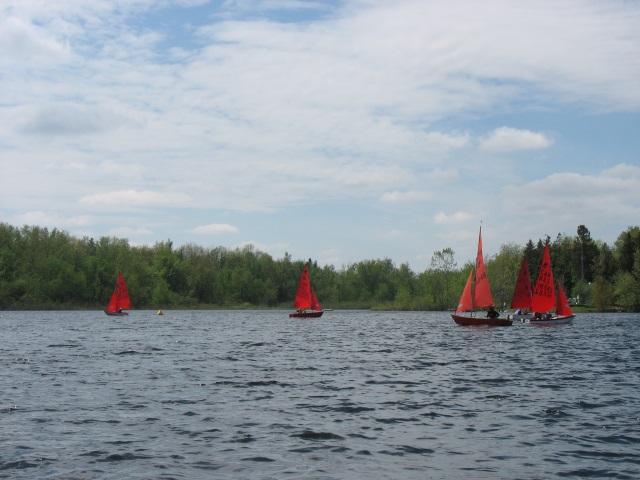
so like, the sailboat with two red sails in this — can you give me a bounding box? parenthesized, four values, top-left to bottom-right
(527, 241, 575, 324)
(104, 272, 131, 316)
(451, 227, 512, 326)
(289, 265, 324, 318)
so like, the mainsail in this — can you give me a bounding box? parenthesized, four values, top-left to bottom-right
(293, 265, 312, 310)
(531, 242, 556, 313)
(106, 272, 131, 313)
(473, 227, 494, 309)
(290, 265, 324, 318)
(510, 258, 532, 309)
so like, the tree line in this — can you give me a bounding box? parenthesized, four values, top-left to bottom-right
(1, 222, 639, 312)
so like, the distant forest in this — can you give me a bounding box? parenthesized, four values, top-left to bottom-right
(1, 222, 639, 312)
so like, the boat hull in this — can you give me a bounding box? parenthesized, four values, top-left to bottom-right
(451, 314, 512, 326)
(289, 311, 324, 318)
(526, 314, 574, 325)
(104, 310, 129, 316)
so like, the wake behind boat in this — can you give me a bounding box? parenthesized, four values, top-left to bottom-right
(451, 226, 512, 327)
(289, 265, 324, 318)
(104, 272, 131, 316)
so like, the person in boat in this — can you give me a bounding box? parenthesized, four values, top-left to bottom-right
(515, 308, 522, 315)
(544, 311, 552, 320)
(117, 308, 123, 313)
(534, 312, 542, 319)
(486, 306, 499, 319)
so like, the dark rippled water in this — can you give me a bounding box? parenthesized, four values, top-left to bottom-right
(1, 310, 639, 479)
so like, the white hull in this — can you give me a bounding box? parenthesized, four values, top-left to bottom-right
(525, 315, 574, 325)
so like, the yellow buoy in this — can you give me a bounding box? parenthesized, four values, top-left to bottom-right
(157, 309, 164, 316)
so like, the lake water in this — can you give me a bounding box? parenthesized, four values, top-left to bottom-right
(1, 310, 639, 479)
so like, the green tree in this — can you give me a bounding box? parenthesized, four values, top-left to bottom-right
(393, 262, 416, 309)
(4, 220, 640, 312)
(615, 226, 640, 273)
(429, 248, 457, 310)
(614, 272, 640, 312)
(153, 240, 191, 305)
(592, 276, 613, 311)
(593, 242, 617, 280)
(550, 233, 574, 296)
(575, 225, 599, 282)
(487, 242, 523, 310)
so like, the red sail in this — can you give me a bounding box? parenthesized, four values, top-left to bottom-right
(293, 265, 312, 309)
(510, 258, 532, 309)
(106, 272, 131, 312)
(555, 282, 573, 317)
(531, 242, 556, 313)
(106, 290, 120, 313)
(456, 269, 474, 313)
(310, 288, 323, 312)
(474, 227, 494, 309)
(118, 273, 131, 309)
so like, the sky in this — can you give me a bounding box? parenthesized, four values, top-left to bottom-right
(1, 0, 639, 272)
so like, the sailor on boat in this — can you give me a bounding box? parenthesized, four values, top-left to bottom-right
(486, 306, 500, 319)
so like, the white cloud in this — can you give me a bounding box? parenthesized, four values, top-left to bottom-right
(13, 211, 94, 227)
(601, 163, 640, 179)
(479, 127, 553, 152)
(64, 162, 88, 171)
(333, 164, 414, 189)
(434, 212, 473, 224)
(79, 190, 190, 208)
(502, 163, 640, 232)
(424, 131, 471, 151)
(190, 223, 239, 235)
(19, 104, 134, 136)
(383, 229, 403, 239)
(1, 1, 639, 271)
(109, 226, 153, 237)
(380, 191, 431, 204)
(0, 16, 70, 66)
(425, 168, 459, 183)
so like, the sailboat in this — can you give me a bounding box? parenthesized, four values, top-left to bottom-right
(104, 272, 131, 316)
(527, 241, 575, 324)
(451, 227, 512, 326)
(506, 258, 533, 322)
(289, 265, 324, 318)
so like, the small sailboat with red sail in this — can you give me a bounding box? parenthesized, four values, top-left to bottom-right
(527, 241, 575, 324)
(451, 227, 512, 326)
(289, 265, 324, 318)
(507, 258, 533, 322)
(104, 272, 131, 316)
